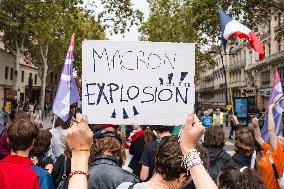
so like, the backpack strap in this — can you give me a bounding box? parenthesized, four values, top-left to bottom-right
(272, 163, 280, 189)
(62, 155, 68, 180)
(128, 183, 136, 189)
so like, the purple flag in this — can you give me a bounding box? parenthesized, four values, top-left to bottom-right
(262, 68, 284, 142)
(52, 33, 80, 121)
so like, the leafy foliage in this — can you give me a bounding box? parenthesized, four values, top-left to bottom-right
(98, 0, 143, 35)
(140, 0, 284, 79)
(139, 0, 215, 79)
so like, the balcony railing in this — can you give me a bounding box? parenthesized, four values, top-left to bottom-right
(229, 59, 246, 70)
(258, 50, 284, 64)
(230, 81, 246, 87)
(274, 23, 284, 33)
(219, 83, 226, 89)
(198, 86, 214, 93)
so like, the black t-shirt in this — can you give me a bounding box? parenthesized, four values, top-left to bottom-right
(139, 140, 159, 181)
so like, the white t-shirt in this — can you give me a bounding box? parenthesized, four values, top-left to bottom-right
(117, 182, 149, 189)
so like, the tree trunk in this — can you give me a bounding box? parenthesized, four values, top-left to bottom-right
(10, 39, 24, 98)
(39, 62, 48, 110)
(12, 51, 20, 93)
(39, 44, 49, 110)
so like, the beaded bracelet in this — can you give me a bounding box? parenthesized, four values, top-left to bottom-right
(68, 170, 90, 180)
(182, 150, 203, 170)
(71, 148, 90, 152)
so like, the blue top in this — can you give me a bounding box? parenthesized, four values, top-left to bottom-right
(201, 116, 213, 128)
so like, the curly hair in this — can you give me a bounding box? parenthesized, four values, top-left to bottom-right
(14, 111, 30, 122)
(235, 128, 254, 156)
(203, 125, 225, 149)
(155, 136, 187, 181)
(218, 162, 264, 189)
(196, 144, 209, 170)
(91, 137, 126, 166)
(32, 129, 52, 154)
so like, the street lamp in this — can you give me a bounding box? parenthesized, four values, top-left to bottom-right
(208, 45, 229, 106)
(208, 43, 238, 126)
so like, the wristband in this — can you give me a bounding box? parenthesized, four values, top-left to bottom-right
(182, 149, 203, 170)
(69, 170, 90, 180)
(71, 148, 90, 152)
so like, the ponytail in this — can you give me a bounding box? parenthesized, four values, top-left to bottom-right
(142, 126, 154, 145)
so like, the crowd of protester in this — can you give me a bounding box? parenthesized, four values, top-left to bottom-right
(0, 103, 284, 189)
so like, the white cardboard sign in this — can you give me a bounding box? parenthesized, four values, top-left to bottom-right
(82, 41, 195, 125)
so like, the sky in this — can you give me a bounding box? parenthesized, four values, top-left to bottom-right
(91, 0, 149, 41)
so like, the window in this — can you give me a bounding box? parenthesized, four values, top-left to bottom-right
(279, 40, 282, 52)
(279, 67, 284, 81)
(21, 71, 24, 82)
(50, 72, 53, 84)
(278, 13, 282, 26)
(5, 67, 9, 79)
(268, 43, 271, 55)
(55, 74, 58, 84)
(34, 74, 37, 85)
(262, 71, 270, 84)
(10, 68, 13, 80)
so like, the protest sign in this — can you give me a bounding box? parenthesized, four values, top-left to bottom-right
(82, 41, 195, 125)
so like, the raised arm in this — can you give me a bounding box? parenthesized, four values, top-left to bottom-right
(180, 113, 218, 189)
(66, 114, 93, 189)
(251, 117, 264, 146)
(268, 105, 278, 152)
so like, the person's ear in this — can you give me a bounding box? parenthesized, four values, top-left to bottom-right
(178, 173, 187, 183)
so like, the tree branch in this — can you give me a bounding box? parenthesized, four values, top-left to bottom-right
(20, 37, 25, 50)
(39, 45, 45, 63)
(4, 41, 16, 56)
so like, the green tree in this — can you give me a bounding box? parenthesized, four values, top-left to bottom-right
(139, 0, 215, 79)
(141, 0, 284, 79)
(0, 0, 30, 92)
(0, 0, 140, 110)
(25, 1, 105, 110)
(190, 0, 284, 44)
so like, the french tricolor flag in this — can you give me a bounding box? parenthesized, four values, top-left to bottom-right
(219, 9, 264, 61)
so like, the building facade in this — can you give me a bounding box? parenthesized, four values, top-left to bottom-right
(0, 45, 60, 108)
(196, 11, 284, 111)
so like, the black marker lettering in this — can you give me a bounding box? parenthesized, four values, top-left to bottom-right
(158, 89, 173, 101)
(85, 83, 97, 105)
(93, 48, 109, 72)
(107, 83, 119, 103)
(176, 87, 188, 104)
(141, 86, 154, 103)
(120, 51, 135, 70)
(147, 53, 162, 70)
(120, 85, 128, 102)
(96, 83, 109, 105)
(127, 86, 139, 100)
